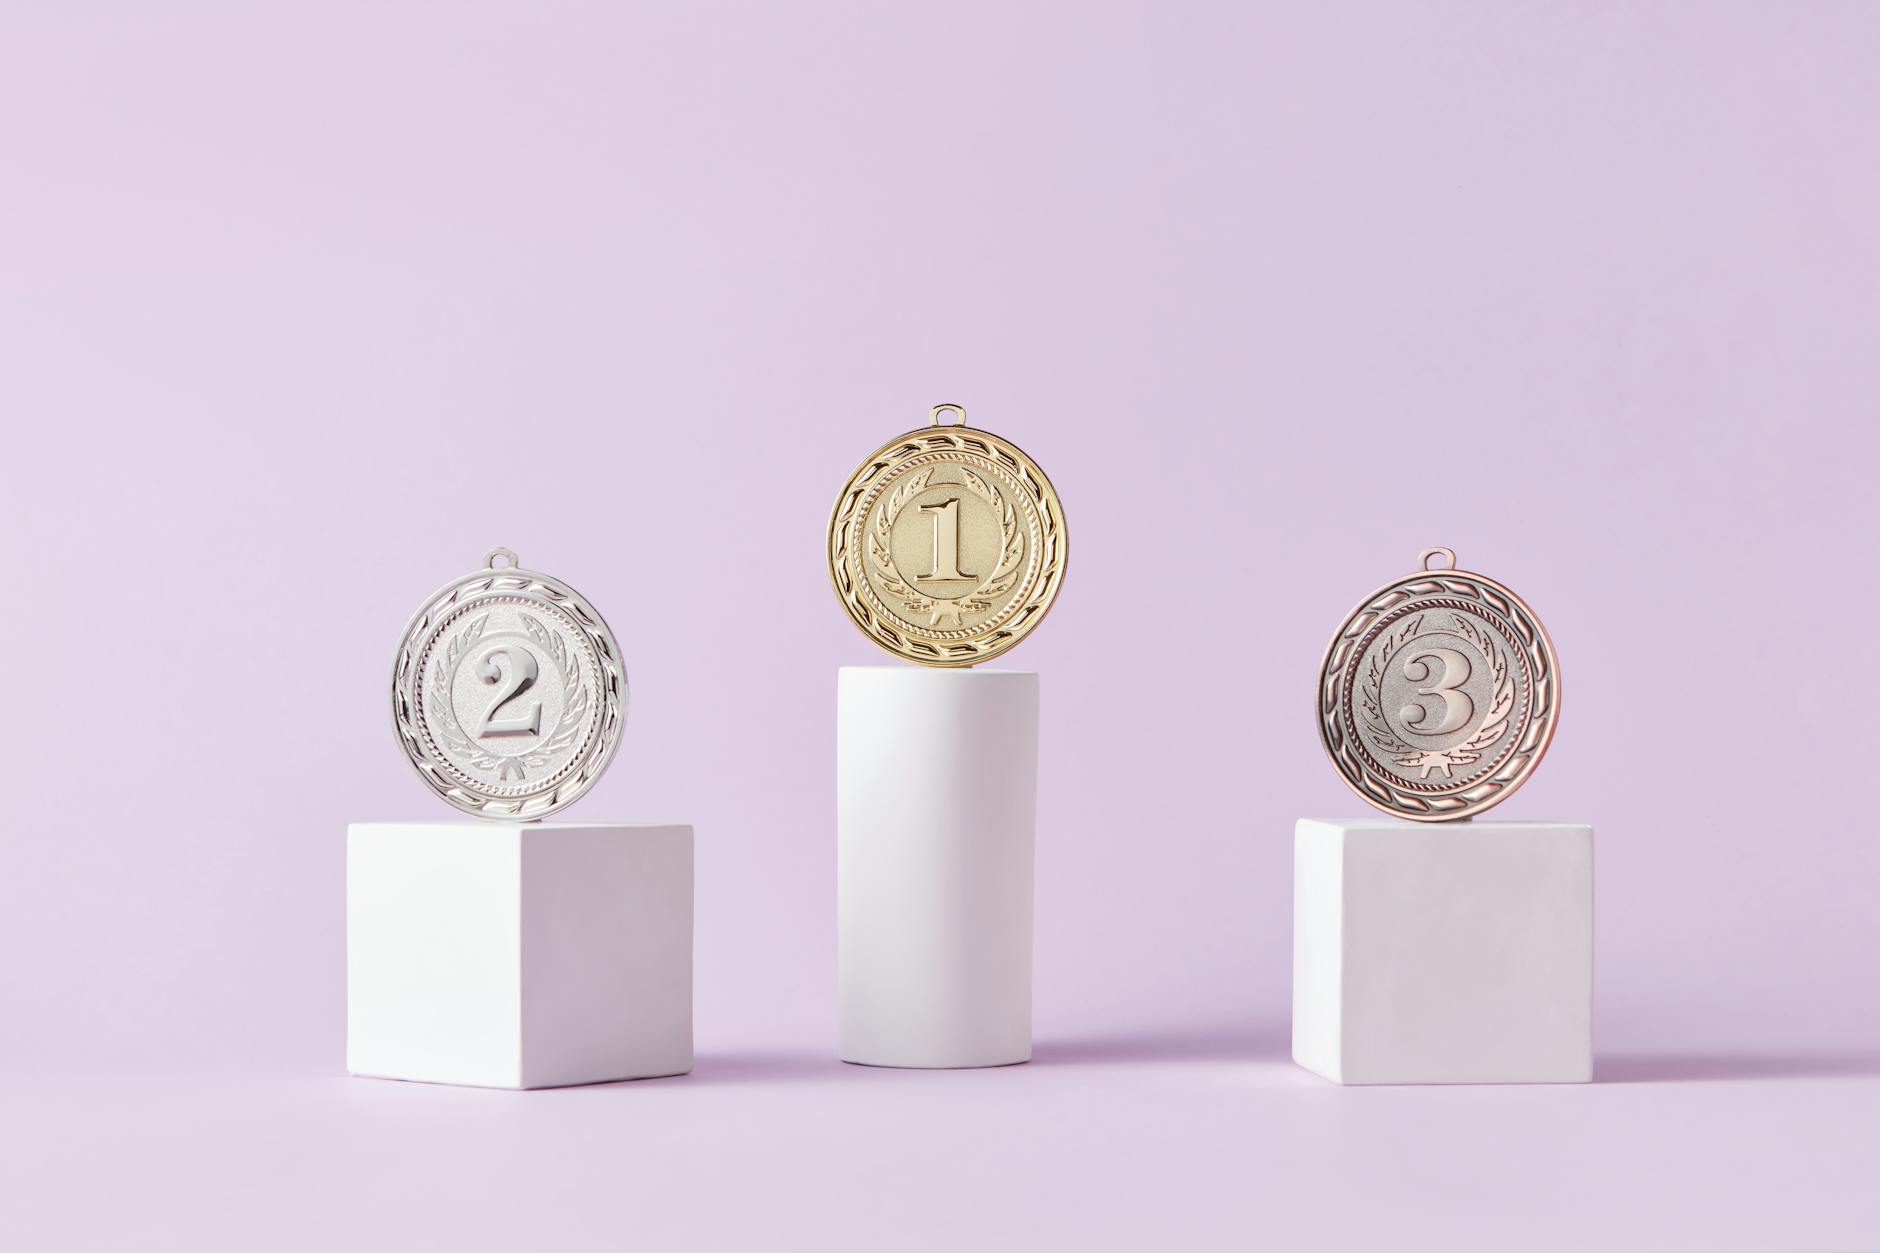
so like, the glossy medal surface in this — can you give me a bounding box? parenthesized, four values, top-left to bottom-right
(391, 548, 626, 819)
(828, 404, 1068, 667)
(1317, 547, 1560, 821)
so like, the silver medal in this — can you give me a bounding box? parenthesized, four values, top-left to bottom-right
(391, 549, 626, 819)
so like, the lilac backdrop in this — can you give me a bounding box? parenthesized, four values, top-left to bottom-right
(4, 3, 1877, 1249)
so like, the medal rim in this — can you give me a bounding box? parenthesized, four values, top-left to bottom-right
(826, 421, 1068, 668)
(390, 561, 628, 820)
(1315, 561, 1561, 822)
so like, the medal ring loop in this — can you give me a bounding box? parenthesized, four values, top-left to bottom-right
(929, 403, 968, 427)
(1418, 546, 1457, 572)
(484, 547, 521, 570)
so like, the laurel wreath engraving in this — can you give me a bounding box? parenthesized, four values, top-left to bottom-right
(956, 467, 1023, 612)
(430, 615, 500, 773)
(868, 469, 936, 615)
(429, 611, 587, 782)
(516, 613, 588, 770)
(1359, 611, 1516, 780)
(866, 466, 1023, 626)
(1359, 613, 1424, 756)
(1449, 612, 1514, 754)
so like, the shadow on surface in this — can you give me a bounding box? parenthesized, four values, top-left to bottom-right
(1032, 1022, 1288, 1066)
(666, 1024, 1290, 1087)
(674, 1051, 847, 1086)
(1598, 1050, 1880, 1083)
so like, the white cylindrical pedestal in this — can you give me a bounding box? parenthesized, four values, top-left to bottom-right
(838, 666, 1039, 1068)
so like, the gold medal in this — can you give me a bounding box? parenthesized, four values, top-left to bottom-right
(828, 404, 1068, 666)
(1317, 548, 1561, 821)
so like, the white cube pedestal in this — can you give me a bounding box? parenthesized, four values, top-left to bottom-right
(838, 667, 1038, 1069)
(1293, 818, 1593, 1086)
(347, 822, 692, 1089)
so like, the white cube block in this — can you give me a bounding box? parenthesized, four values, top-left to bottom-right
(347, 822, 692, 1089)
(1293, 818, 1593, 1086)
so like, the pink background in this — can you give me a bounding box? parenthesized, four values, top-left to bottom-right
(5, 3, 1877, 1249)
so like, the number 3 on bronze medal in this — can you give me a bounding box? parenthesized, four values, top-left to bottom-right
(1400, 648, 1472, 736)
(1316, 547, 1560, 821)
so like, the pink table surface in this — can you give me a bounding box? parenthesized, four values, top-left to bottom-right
(9, 1039, 1879, 1251)
(5, 4, 1878, 1249)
